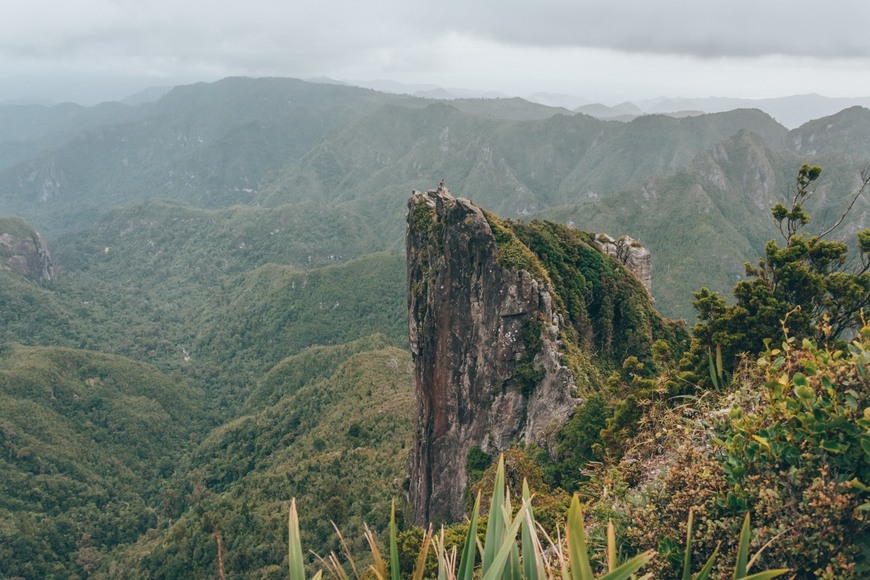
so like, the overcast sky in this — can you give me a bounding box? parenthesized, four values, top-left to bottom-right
(2, 0, 870, 105)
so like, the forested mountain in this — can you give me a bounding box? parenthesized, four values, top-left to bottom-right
(6, 78, 864, 320)
(3, 78, 867, 319)
(0, 344, 210, 578)
(113, 342, 414, 578)
(0, 78, 411, 234)
(1, 77, 868, 577)
(543, 110, 870, 319)
(1, 222, 407, 575)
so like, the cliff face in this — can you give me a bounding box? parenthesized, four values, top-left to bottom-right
(407, 190, 578, 524)
(594, 233, 652, 295)
(0, 217, 54, 281)
(406, 190, 687, 525)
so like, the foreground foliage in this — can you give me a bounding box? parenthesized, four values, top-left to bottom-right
(288, 456, 791, 580)
(611, 323, 869, 578)
(690, 164, 870, 378)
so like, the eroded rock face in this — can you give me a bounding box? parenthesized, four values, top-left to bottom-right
(0, 219, 54, 281)
(406, 190, 578, 525)
(594, 233, 652, 295)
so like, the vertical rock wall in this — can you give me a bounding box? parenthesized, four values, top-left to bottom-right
(406, 190, 578, 525)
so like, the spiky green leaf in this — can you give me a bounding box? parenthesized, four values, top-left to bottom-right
(521, 480, 540, 580)
(458, 491, 482, 580)
(480, 502, 527, 580)
(288, 499, 306, 580)
(566, 494, 594, 580)
(681, 508, 694, 580)
(483, 454, 507, 571)
(734, 513, 751, 579)
(600, 551, 655, 580)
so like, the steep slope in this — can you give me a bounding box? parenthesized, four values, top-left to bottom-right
(110, 344, 414, 578)
(541, 128, 870, 321)
(406, 190, 686, 524)
(787, 105, 870, 157)
(0, 345, 209, 579)
(262, 104, 787, 220)
(561, 109, 786, 199)
(0, 78, 412, 235)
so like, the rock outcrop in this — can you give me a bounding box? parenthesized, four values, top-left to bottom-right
(593, 234, 652, 295)
(407, 190, 579, 524)
(406, 190, 687, 525)
(0, 217, 55, 281)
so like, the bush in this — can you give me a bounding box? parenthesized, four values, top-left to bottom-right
(615, 327, 869, 578)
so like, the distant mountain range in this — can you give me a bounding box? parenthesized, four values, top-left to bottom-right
(2, 76, 869, 320)
(317, 78, 870, 129)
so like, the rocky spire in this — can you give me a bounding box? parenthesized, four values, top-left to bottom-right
(406, 190, 578, 525)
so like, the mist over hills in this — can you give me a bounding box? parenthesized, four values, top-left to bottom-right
(2, 76, 870, 575)
(329, 78, 870, 128)
(3, 76, 870, 320)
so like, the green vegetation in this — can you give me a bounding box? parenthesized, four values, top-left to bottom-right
(409, 201, 437, 239)
(2, 78, 869, 576)
(511, 317, 546, 396)
(484, 212, 549, 281)
(48, 201, 407, 408)
(551, 394, 609, 489)
(0, 207, 408, 576)
(539, 132, 870, 321)
(489, 217, 688, 379)
(612, 325, 870, 577)
(289, 456, 657, 579)
(0, 269, 80, 347)
(466, 446, 493, 487)
(687, 164, 870, 379)
(0, 345, 209, 578)
(193, 254, 407, 394)
(286, 455, 791, 580)
(109, 345, 414, 578)
(567, 168, 870, 577)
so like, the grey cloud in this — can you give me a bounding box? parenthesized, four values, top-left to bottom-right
(2, 0, 868, 71)
(0, 0, 419, 78)
(424, 0, 870, 58)
(0, 0, 868, 105)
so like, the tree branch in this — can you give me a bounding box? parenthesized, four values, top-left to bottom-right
(818, 165, 870, 239)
